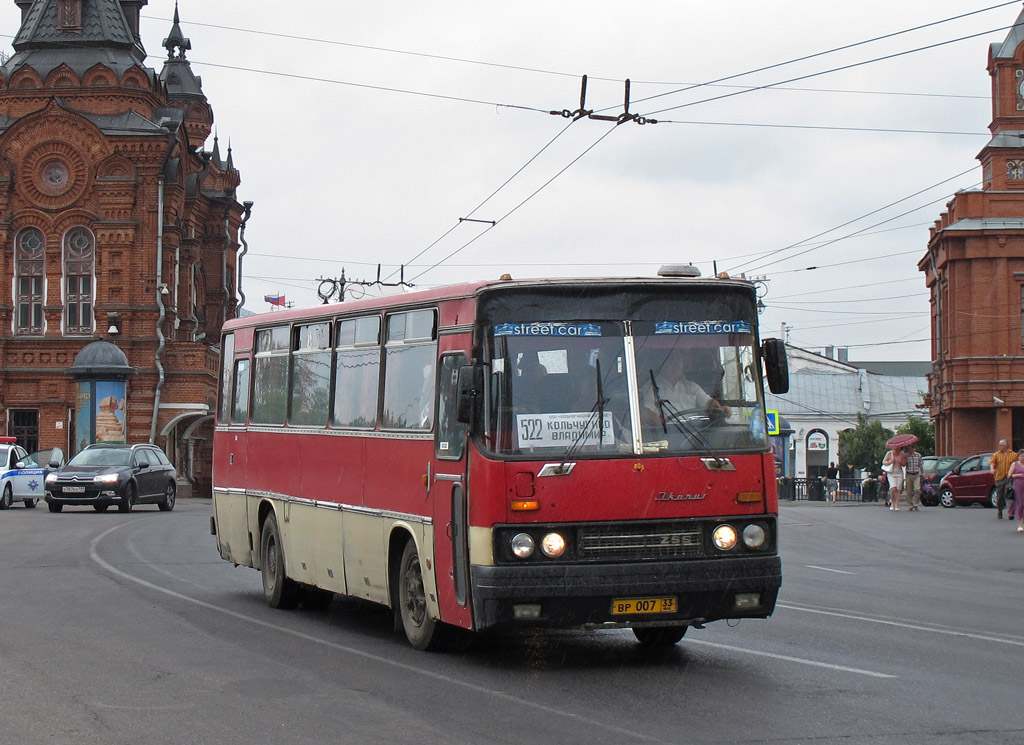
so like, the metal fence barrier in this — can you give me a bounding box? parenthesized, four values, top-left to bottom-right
(777, 477, 882, 502)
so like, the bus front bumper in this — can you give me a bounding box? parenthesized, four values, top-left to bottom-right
(469, 555, 781, 631)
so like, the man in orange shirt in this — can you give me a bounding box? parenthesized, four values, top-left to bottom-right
(989, 439, 1017, 519)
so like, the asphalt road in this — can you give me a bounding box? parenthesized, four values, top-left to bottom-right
(0, 498, 1021, 745)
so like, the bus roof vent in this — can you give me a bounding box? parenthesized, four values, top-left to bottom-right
(657, 264, 701, 278)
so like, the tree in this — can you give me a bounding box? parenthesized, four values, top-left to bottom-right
(895, 416, 934, 456)
(838, 414, 893, 475)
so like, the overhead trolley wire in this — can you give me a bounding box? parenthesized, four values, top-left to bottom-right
(726, 168, 977, 275)
(634, 3, 1023, 116)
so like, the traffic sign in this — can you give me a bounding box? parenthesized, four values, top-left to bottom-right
(766, 410, 780, 436)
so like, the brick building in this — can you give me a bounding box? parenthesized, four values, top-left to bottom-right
(921, 5, 1024, 455)
(0, 0, 246, 497)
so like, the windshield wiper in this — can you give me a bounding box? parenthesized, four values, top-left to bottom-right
(557, 360, 611, 470)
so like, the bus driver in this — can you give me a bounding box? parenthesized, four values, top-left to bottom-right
(641, 346, 731, 422)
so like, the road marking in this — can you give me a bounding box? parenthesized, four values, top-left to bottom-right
(91, 520, 897, 699)
(806, 565, 856, 575)
(778, 602, 1024, 648)
(688, 640, 896, 679)
(89, 522, 668, 744)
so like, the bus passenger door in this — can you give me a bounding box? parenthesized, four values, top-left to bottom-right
(431, 353, 471, 628)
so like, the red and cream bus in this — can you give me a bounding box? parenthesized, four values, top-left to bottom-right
(211, 269, 789, 649)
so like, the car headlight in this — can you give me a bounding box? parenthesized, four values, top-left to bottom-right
(742, 524, 767, 549)
(45, 473, 57, 485)
(510, 533, 535, 559)
(94, 473, 120, 484)
(712, 524, 738, 551)
(540, 532, 566, 558)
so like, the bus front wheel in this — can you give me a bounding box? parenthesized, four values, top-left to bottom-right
(398, 540, 446, 651)
(260, 513, 299, 609)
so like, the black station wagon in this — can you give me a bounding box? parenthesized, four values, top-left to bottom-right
(45, 443, 177, 513)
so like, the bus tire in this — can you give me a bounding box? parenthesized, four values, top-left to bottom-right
(632, 626, 687, 647)
(260, 513, 299, 610)
(398, 540, 446, 651)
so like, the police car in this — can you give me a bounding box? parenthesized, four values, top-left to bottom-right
(0, 437, 59, 510)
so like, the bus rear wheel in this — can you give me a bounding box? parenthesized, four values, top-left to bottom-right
(260, 513, 299, 609)
(632, 626, 687, 647)
(398, 540, 446, 651)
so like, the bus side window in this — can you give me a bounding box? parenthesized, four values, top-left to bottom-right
(251, 326, 289, 425)
(290, 322, 331, 427)
(382, 310, 437, 430)
(218, 333, 235, 424)
(231, 359, 250, 425)
(436, 353, 468, 459)
(333, 316, 381, 429)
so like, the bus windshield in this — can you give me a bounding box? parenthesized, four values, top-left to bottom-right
(483, 318, 768, 458)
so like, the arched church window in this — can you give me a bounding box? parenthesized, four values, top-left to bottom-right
(64, 227, 95, 334)
(15, 228, 45, 335)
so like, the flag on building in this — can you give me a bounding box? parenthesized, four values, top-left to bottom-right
(264, 294, 286, 307)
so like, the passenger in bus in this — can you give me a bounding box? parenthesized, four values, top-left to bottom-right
(514, 354, 549, 413)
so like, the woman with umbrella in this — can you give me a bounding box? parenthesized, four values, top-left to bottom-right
(883, 434, 917, 511)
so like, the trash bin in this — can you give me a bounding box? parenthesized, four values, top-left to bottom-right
(809, 478, 825, 501)
(777, 477, 795, 501)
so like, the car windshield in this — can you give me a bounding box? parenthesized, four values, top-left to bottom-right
(482, 318, 767, 458)
(69, 448, 131, 467)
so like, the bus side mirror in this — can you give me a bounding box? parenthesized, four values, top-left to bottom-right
(456, 365, 483, 424)
(762, 338, 789, 394)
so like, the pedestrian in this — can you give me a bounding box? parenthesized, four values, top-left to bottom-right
(904, 442, 923, 511)
(882, 446, 907, 511)
(826, 462, 839, 503)
(1008, 451, 1024, 533)
(989, 439, 1017, 519)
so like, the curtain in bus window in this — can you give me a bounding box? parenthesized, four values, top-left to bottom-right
(251, 327, 289, 424)
(290, 323, 331, 427)
(333, 348, 379, 427)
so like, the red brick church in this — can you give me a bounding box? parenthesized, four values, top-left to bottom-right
(922, 3, 1024, 454)
(0, 0, 246, 497)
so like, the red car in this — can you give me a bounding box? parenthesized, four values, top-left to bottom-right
(936, 452, 996, 508)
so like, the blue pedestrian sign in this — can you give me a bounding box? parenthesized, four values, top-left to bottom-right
(766, 410, 780, 436)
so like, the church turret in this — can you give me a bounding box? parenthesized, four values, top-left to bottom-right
(981, 2, 1024, 190)
(159, 2, 212, 146)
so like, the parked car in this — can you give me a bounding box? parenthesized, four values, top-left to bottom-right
(0, 437, 61, 509)
(45, 443, 176, 513)
(936, 452, 996, 508)
(920, 455, 966, 507)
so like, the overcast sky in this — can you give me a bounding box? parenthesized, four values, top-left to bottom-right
(4, 0, 1020, 361)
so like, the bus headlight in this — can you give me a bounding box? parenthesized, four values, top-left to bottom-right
(510, 533, 535, 559)
(712, 524, 738, 551)
(742, 524, 767, 549)
(540, 532, 566, 558)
